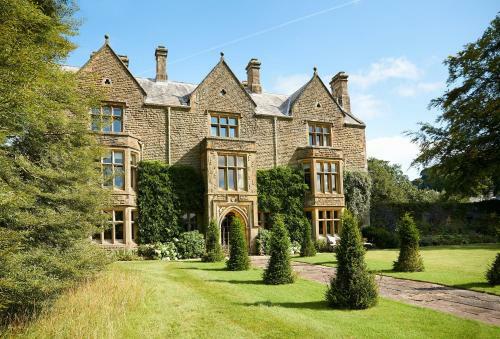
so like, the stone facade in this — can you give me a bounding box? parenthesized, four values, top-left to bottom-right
(76, 37, 367, 252)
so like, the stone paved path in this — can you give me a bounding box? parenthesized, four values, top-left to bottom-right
(251, 256, 500, 326)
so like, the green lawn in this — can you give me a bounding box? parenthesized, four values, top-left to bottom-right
(10, 260, 499, 338)
(293, 243, 500, 295)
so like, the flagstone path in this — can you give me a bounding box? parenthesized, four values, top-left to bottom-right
(250, 256, 500, 326)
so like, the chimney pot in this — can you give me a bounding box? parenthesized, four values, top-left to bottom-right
(246, 58, 262, 94)
(155, 45, 168, 81)
(330, 72, 350, 113)
(118, 55, 129, 68)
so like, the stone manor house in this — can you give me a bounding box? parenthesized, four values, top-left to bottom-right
(73, 36, 367, 252)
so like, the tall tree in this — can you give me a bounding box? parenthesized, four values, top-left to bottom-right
(368, 158, 439, 205)
(0, 0, 108, 319)
(409, 15, 500, 197)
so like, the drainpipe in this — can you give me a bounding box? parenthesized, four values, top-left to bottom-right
(273, 116, 278, 167)
(167, 106, 171, 164)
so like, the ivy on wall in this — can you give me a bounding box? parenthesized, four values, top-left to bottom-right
(137, 161, 204, 244)
(257, 166, 309, 242)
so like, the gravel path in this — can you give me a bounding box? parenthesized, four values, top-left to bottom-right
(251, 256, 500, 326)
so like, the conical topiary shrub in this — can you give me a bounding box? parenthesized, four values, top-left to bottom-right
(202, 219, 225, 262)
(393, 213, 424, 272)
(263, 214, 295, 284)
(326, 210, 378, 309)
(226, 216, 250, 271)
(486, 253, 500, 285)
(300, 219, 316, 257)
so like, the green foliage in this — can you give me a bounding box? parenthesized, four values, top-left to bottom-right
(300, 221, 316, 257)
(203, 219, 225, 262)
(362, 226, 399, 249)
(409, 15, 500, 197)
(176, 231, 205, 259)
(420, 233, 497, 247)
(369, 158, 439, 205)
(0, 241, 109, 320)
(343, 170, 372, 220)
(169, 165, 204, 228)
(137, 161, 178, 243)
(394, 214, 424, 272)
(263, 215, 295, 284)
(257, 166, 309, 242)
(487, 253, 500, 285)
(314, 238, 332, 253)
(137, 242, 178, 261)
(137, 162, 204, 243)
(326, 211, 378, 309)
(0, 0, 109, 321)
(371, 200, 499, 242)
(226, 217, 250, 271)
(112, 249, 141, 262)
(255, 228, 272, 255)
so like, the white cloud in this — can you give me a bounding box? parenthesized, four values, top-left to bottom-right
(367, 135, 420, 179)
(350, 94, 387, 120)
(271, 73, 310, 95)
(395, 81, 444, 97)
(350, 57, 420, 88)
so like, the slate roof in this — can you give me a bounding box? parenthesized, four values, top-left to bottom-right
(66, 65, 364, 126)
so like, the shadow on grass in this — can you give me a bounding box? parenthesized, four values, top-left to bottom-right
(241, 300, 328, 310)
(177, 267, 228, 272)
(453, 282, 493, 290)
(208, 279, 264, 285)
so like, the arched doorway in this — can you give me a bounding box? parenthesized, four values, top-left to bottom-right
(220, 210, 248, 248)
(220, 212, 234, 247)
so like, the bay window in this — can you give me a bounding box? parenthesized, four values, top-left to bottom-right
(218, 154, 246, 191)
(318, 209, 341, 236)
(315, 161, 338, 194)
(102, 150, 124, 190)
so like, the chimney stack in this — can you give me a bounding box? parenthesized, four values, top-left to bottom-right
(118, 55, 129, 68)
(246, 58, 262, 94)
(155, 46, 168, 81)
(330, 72, 350, 113)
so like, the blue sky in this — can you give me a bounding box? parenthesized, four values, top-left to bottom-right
(67, 0, 498, 179)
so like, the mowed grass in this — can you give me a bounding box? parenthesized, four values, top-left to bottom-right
(7, 260, 499, 338)
(293, 243, 500, 295)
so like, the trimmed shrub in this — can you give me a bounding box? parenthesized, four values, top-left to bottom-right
(326, 211, 378, 309)
(176, 231, 205, 259)
(300, 221, 316, 257)
(203, 219, 225, 262)
(362, 226, 399, 249)
(255, 228, 272, 255)
(486, 253, 500, 285)
(226, 217, 250, 271)
(393, 213, 424, 272)
(263, 215, 295, 284)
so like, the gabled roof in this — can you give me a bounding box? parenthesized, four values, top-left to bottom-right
(69, 43, 364, 126)
(79, 38, 147, 97)
(189, 56, 257, 107)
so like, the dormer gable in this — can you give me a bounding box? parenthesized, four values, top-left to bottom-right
(78, 36, 146, 102)
(189, 54, 256, 113)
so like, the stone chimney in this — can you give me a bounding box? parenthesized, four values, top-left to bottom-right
(118, 55, 129, 68)
(330, 72, 351, 113)
(246, 58, 262, 94)
(155, 46, 168, 81)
